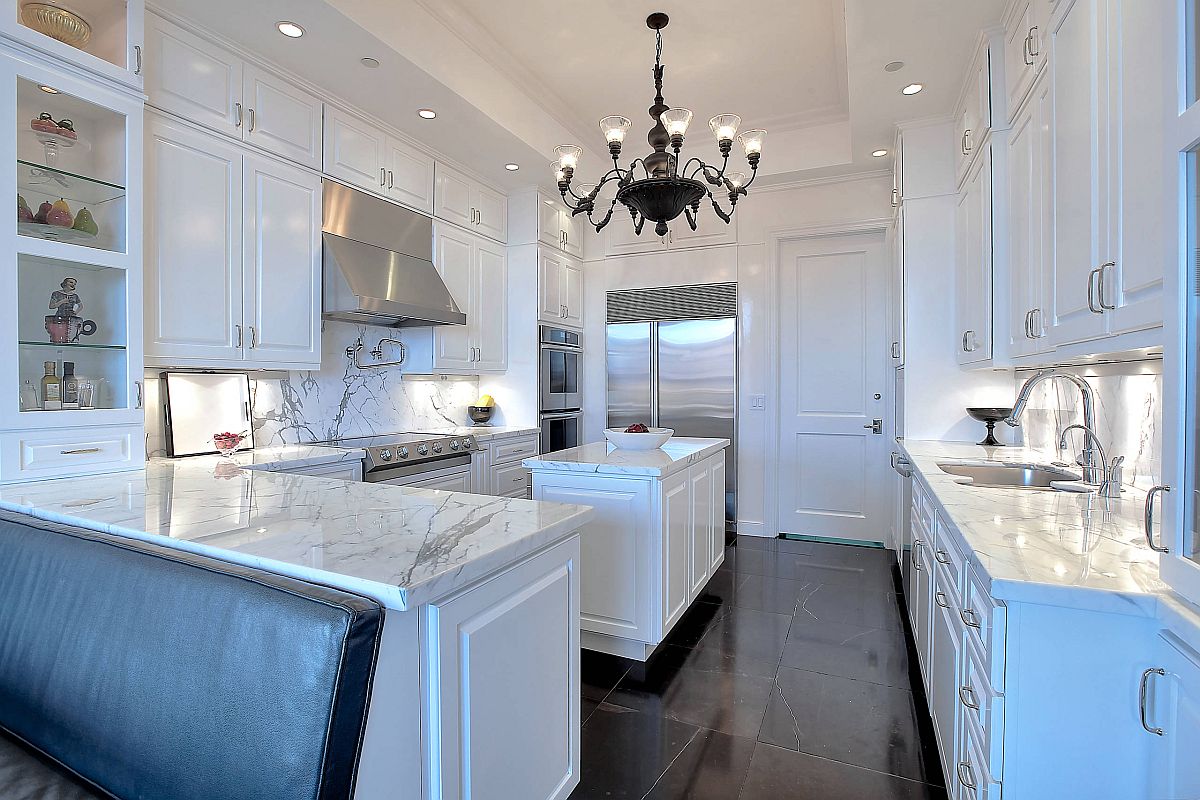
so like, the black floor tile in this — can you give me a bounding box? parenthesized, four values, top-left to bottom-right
(780, 617, 912, 689)
(607, 648, 775, 739)
(571, 703, 700, 799)
(695, 567, 747, 606)
(722, 545, 893, 589)
(641, 729, 756, 800)
(653, 643, 780, 680)
(703, 572, 812, 616)
(757, 666, 943, 785)
(661, 599, 727, 649)
(691, 605, 793, 665)
(738, 743, 949, 800)
(582, 695, 600, 726)
(792, 582, 903, 632)
(581, 649, 633, 702)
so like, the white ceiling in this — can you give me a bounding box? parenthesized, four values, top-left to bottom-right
(154, 0, 1007, 188)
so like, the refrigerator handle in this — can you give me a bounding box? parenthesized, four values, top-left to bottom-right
(650, 322, 660, 429)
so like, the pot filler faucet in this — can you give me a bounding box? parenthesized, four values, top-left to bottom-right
(1005, 369, 1122, 495)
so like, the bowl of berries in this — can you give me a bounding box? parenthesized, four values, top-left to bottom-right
(212, 430, 248, 458)
(604, 423, 673, 450)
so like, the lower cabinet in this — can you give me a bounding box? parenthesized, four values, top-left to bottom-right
(1146, 634, 1200, 799)
(471, 433, 538, 498)
(929, 565, 964, 767)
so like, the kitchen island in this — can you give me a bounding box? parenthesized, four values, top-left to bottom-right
(0, 448, 593, 800)
(524, 437, 728, 660)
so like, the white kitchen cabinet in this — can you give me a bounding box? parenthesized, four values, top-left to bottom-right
(955, 146, 993, 365)
(538, 248, 584, 328)
(324, 106, 434, 214)
(0, 0, 144, 90)
(533, 195, 584, 258)
(1146, 634, 1200, 800)
(604, 214, 666, 256)
(688, 458, 713, 600)
(915, 535, 935, 696)
(145, 114, 321, 369)
(930, 566, 965, 783)
(425, 535, 580, 800)
(661, 469, 692, 633)
(1003, 0, 1048, 117)
(709, 454, 727, 573)
(604, 210, 736, 256)
(146, 14, 322, 169)
(434, 163, 507, 243)
(955, 41, 992, 186)
(432, 224, 508, 373)
(384, 138, 436, 215)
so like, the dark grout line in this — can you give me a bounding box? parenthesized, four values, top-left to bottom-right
(747, 742, 947, 792)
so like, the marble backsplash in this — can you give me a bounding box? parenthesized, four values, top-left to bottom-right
(146, 321, 479, 456)
(1005, 360, 1162, 489)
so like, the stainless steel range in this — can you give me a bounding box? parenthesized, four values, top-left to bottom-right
(315, 432, 476, 489)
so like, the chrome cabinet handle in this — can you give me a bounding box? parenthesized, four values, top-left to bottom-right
(1033, 307, 1045, 338)
(959, 685, 980, 710)
(249, 326, 257, 349)
(891, 187, 900, 207)
(1097, 261, 1116, 310)
(1024, 309, 1033, 340)
(247, 107, 255, 132)
(235, 102, 243, 128)
(961, 608, 982, 629)
(235, 324, 243, 349)
(1087, 267, 1103, 313)
(1028, 26, 1039, 58)
(962, 331, 977, 352)
(387, 170, 394, 189)
(935, 591, 949, 609)
(59, 447, 101, 455)
(935, 549, 951, 564)
(134, 44, 142, 75)
(961, 129, 972, 155)
(958, 762, 978, 792)
(1144, 485, 1171, 553)
(1140, 667, 1165, 735)
(381, 167, 386, 187)
(1024, 31, 1034, 66)
(135, 380, 144, 409)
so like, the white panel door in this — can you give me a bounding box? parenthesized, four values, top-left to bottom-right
(930, 571, 964, 774)
(776, 233, 889, 541)
(538, 248, 566, 323)
(1108, 0, 1169, 335)
(660, 470, 692, 635)
(689, 461, 713, 600)
(241, 65, 322, 169)
(563, 259, 584, 328)
(242, 153, 322, 366)
(561, 209, 583, 258)
(384, 136, 435, 214)
(539, 200, 563, 249)
(433, 225, 475, 370)
(144, 14, 241, 138)
(427, 538, 580, 800)
(323, 107, 385, 194)
(473, 238, 508, 371)
(956, 149, 992, 365)
(434, 163, 475, 230)
(475, 183, 509, 243)
(709, 454, 727, 573)
(1047, 0, 1109, 345)
(144, 115, 243, 362)
(1148, 635, 1200, 799)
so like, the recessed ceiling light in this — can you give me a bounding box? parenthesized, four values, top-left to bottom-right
(417, 108, 437, 120)
(38, 85, 59, 94)
(360, 57, 379, 68)
(504, 163, 520, 171)
(871, 149, 889, 158)
(276, 21, 304, 38)
(901, 83, 924, 96)
(884, 61, 905, 73)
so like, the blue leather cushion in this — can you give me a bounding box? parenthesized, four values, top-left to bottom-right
(0, 510, 383, 800)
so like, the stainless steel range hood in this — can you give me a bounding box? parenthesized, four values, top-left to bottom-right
(322, 180, 466, 327)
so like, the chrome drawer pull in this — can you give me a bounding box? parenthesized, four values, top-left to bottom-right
(934, 591, 949, 609)
(961, 608, 983, 629)
(958, 762, 978, 792)
(1140, 667, 1165, 736)
(1144, 485, 1171, 554)
(59, 447, 101, 455)
(935, 549, 951, 565)
(959, 685, 980, 710)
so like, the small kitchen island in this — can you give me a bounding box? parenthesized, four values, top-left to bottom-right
(524, 437, 729, 660)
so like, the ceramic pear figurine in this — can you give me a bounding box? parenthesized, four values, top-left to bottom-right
(72, 207, 97, 236)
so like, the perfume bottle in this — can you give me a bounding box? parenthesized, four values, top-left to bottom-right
(61, 361, 79, 409)
(40, 361, 61, 410)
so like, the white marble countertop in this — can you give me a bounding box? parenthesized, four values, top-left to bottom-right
(900, 440, 1166, 614)
(177, 444, 366, 473)
(413, 425, 539, 442)
(523, 437, 730, 478)
(0, 450, 592, 612)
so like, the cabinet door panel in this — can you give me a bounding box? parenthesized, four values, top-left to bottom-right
(1007, 96, 1037, 357)
(145, 14, 241, 137)
(668, 209, 736, 250)
(144, 116, 243, 361)
(561, 209, 583, 257)
(563, 259, 584, 328)
(605, 216, 667, 256)
(1005, 0, 1037, 115)
(475, 184, 508, 243)
(1149, 635, 1200, 799)
(434, 163, 474, 229)
(242, 65, 322, 169)
(433, 225, 475, 370)
(661, 471, 692, 635)
(474, 239, 508, 371)
(930, 573, 963, 777)
(539, 200, 563, 249)
(385, 137, 435, 214)
(689, 463, 713, 600)
(538, 249, 565, 323)
(709, 454, 727, 572)
(323, 108, 385, 194)
(242, 154, 321, 366)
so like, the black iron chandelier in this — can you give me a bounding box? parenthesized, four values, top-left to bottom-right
(551, 12, 765, 238)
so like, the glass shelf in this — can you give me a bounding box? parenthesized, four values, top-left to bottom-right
(19, 340, 126, 351)
(17, 159, 124, 206)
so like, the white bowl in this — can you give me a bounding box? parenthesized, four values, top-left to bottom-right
(604, 427, 673, 450)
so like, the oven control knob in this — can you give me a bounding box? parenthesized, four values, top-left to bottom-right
(433, 442, 443, 453)
(398, 447, 409, 459)
(379, 448, 393, 461)
(462, 437, 474, 449)
(417, 444, 429, 456)
(450, 439, 460, 451)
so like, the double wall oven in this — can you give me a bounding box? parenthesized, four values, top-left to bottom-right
(539, 325, 583, 453)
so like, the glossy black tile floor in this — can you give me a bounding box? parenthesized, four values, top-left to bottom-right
(571, 536, 947, 800)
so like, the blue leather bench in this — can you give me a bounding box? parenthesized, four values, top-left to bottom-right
(0, 509, 384, 800)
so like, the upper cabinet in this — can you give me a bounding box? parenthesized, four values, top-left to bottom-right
(434, 162, 507, 243)
(537, 248, 583, 329)
(955, 148, 994, 365)
(605, 207, 736, 257)
(432, 223, 508, 373)
(144, 13, 322, 169)
(0, 0, 144, 91)
(1003, 0, 1050, 118)
(954, 41, 993, 187)
(510, 190, 584, 257)
(323, 104, 435, 214)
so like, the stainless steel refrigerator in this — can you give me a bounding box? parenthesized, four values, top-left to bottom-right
(606, 283, 738, 530)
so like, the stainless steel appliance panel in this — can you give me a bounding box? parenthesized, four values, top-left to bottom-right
(605, 322, 653, 430)
(540, 410, 583, 454)
(539, 344, 582, 412)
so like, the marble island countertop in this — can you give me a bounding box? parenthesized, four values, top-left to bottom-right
(523, 437, 730, 478)
(900, 439, 1166, 613)
(412, 425, 539, 442)
(0, 448, 593, 611)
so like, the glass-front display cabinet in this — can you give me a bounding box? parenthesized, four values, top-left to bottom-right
(0, 0, 143, 90)
(0, 44, 143, 480)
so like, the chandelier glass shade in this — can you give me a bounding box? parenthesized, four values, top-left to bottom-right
(552, 12, 765, 238)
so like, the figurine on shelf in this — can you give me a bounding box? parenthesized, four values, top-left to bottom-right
(44, 277, 96, 343)
(49, 276, 82, 318)
(30, 112, 78, 140)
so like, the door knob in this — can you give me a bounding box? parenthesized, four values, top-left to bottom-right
(864, 418, 883, 435)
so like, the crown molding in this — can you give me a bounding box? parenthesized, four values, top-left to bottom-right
(751, 167, 891, 194)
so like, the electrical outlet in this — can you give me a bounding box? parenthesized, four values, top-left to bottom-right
(750, 394, 766, 410)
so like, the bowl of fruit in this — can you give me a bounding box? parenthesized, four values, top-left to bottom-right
(212, 431, 248, 458)
(604, 424, 673, 450)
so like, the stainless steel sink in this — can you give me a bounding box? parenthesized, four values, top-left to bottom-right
(936, 461, 1081, 490)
